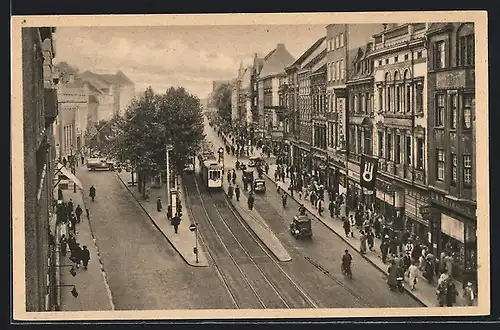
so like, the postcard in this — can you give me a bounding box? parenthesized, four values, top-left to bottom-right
(11, 11, 489, 321)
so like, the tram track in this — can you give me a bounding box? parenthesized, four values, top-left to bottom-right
(183, 173, 318, 309)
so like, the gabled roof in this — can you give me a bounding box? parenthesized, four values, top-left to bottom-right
(78, 70, 134, 88)
(288, 36, 326, 69)
(303, 49, 327, 71)
(259, 44, 296, 79)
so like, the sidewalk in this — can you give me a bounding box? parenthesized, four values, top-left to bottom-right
(262, 162, 473, 307)
(115, 170, 208, 267)
(58, 178, 114, 311)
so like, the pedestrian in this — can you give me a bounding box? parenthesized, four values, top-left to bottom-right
(60, 234, 67, 257)
(235, 185, 241, 201)
(70, 214, 77, 235)
(317, 198, 324, 216)
(342, 217, 351, 237)
(228, 184, 234, 199)
(89, 185, 96, 202)
(232, 170, 236, 185)
(227, 170, 231, 183)
(405, 261, 419, 290)
(464, 282, 475, 306)
(438, 269, 450, 286)
(72, 243, 82, 269)
(81, 245, 90, 270)
(367, 229, 374, 251)
(157, 197, 163, 212)
(348, 214, 355, 237)
(359, 230, 367, 254)
(374, 216, 381, 238)
(67, 199, 74, 216)
(380, 236, 389, 264)
(328, 200, 335, 218)
(75, 204, 83, 223)
(387, 260, 399, 291)
(172, 213, 181, 234)
(248, 192, 255, 210)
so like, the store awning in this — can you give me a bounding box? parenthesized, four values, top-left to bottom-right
(55, 162, 84, 190)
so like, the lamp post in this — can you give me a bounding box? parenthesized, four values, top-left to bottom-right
(165, 144, 173, 212)
(218, 147, 225, 181)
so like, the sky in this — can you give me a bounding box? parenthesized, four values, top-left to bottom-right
(53, 25, 328, 99)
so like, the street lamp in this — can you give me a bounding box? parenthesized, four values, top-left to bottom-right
(218, 147, 225, 178)
(165, 144, 173, 213)
(49, 264, 77, 277)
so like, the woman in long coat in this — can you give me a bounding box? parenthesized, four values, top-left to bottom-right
(387, 261, 399, 290)
(359, 230, 367, 254)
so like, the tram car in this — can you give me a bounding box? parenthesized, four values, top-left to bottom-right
(200, 160, 223, 188)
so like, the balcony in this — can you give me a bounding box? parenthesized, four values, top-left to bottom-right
(44, 88, 58, 128)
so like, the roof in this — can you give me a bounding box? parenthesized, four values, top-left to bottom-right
(304, 49, 327, 71)
(426, 23, 453, 35)
(259, 44, 296, 79)
(78, 70, 134, 88)
(288, 36, 326, 69)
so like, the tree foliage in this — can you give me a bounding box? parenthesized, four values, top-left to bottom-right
(112, 86, 205, 171)
(54, 61, 80, 83)
(83, 114, 121, 156)
(212, 83, 232, 126)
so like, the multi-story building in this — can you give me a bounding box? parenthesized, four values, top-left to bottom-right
(23, 27, 59, 312)
(285, 37, 326, 172)
(78, 70, 135, 120)
(257, 43, 295, 146)
(368, 23, 429, 238)
(251, 54, 265, 139)
(325, 24, 386, 195)
(425, 22, 476, 282)
(230, 62, 253, 128)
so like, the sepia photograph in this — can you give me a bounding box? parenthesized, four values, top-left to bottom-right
(11, 12, 489, 321)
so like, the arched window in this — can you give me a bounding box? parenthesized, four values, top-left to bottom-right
(385, 72, 391, 111)
(403, 69, 411, 113)
(457, 23, 475, 67)
(394, 71, 401, 112)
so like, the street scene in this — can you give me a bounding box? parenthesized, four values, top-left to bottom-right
(18, 17, 484, 315)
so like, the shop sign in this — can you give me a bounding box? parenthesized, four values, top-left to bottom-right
(430, 192, 476, 219)
(441, 213, 465, 243)
(360, 154, 378, 191)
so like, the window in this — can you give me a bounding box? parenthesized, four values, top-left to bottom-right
(340, 59, 345, 79)
(437, 149, 445, 181)
(364, 128, 372, 155)
(333, 62, 337, 81)
(378, 88, 383, 112)
(406, 84, 411, 113)
(451, 153, 457, 186)
(435, 94, 445, 126)
(365, 92, 371, 114)
(459, 34, 475, 66)
(387, 85, 391, 111)
(378, 60, 382, 66)
(404, 54, 409, 61)
(417, 51, 422, 58)
(327, 63, 331, 81)
(378, 131, 384, 157)
(395, 134, 401, 164)
(450, 94, 457, 129)
(416, 83, 423, 113)
(394, 56, 399, 63)
(385, 58, 389, 64)
(406, 136, 412, 166)
(387, 133, 392, 161)
(416, 138, 424, 169)
(335, 36, 340, 49)
(463, 154, 472, 186)
(336, 61, 340, 80)
(357, 128, 362, 154)
(435, 41, 446, 69)
(340, 33, 344, 47)
(395, 85, 401, 112)
(463, 95, 474, 129)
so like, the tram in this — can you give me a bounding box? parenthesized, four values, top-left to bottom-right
(200, 160, 223, 188)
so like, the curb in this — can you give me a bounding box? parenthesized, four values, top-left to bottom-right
(221, 187, 292, 262)
(115, 172, 206, 267)
(262, 172, 428, 307)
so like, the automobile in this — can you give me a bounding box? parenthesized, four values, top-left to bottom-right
(184, 163, 195, 174)
(253, 178, 266, 193)
(87, 158, 110, 171)
(289, 214, 312, 239)
(242, 168, 254, 183)
(248, 156, 264, 167)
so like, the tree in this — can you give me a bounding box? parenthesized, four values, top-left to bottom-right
(113, 86, 205, 172)
(83, 115, 121, 156)
(54, 61, 79, 83)
(212, 83, 232, 126)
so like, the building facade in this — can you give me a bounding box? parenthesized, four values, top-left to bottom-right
(366, 23, 430, 240)
(425, 22, 476, 282)
(257, 43, 295, 146)
(23, 27, 59, 312)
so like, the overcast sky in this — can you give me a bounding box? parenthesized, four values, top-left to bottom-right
(53, 25, 328, 99)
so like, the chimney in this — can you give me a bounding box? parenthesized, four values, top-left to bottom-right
(277, 43, 285, 51)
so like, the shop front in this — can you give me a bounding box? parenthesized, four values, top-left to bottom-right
(312, 150, 328, 186)
(404, 188, 430, 245)
(428, 191, 477, 285)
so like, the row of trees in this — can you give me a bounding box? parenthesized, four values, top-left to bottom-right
(84, 86, 205, 197)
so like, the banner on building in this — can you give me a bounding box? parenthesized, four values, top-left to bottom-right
(359, 154, 378, 191)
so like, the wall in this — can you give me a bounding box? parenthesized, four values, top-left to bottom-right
(23, 27, 54, 312)
(272, 77, 280, 107)
(96, 93, 114, 121)
(119, 85, 135, 115)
